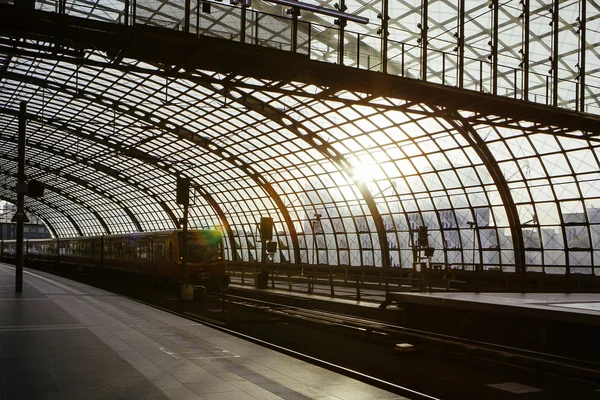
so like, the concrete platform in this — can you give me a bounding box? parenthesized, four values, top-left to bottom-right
(0, 263, 405, 400)
(385, 291, 600, 325)
(385, 291, 600, 361)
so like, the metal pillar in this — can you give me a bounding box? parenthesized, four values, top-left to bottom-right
(522, 0, 530, 101)
(379, 0, 389, 74)
(552, 0, 559, 107)
(184, 0, 191, 33)
(491, 0, 499, 95)
(579, 0, 586, 112)
(181, 200, 188, 283)
(241, 4, 247, 44)
(291, 8, 298, 52)
(12, 101, 29, 293)
(458, 0, 465, 88)
(132, 0, 137, 25)
(337, 0, 346, 66)
(124, 0, 129, 25)
(420, 0, 428, 81)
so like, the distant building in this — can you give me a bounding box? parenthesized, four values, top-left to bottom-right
(0, 202, 52, 240)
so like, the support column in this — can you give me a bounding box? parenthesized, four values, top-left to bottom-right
(181, 200, 189, 283)
(12, 101, 29, 293)
(124, 0, 129, 25)
(336, 0, 347, 65)
(241, 4, 248, 44)
(420, 0, 428, 81)
(552, 0, 559, 106)
(178, 177, 192, 300)
(291, 7, 298, 52)
(458, 0, 465, 88)
(579, 0, 586, 112)
(491, 0, 499, 95)
(379, 0, 389, 74)
(522, 0, 530, 101)
(184, 0, 191, 33)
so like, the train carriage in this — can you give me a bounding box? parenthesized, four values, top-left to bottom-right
(0, 229, 227, 291)
(27, 238, 59, 266)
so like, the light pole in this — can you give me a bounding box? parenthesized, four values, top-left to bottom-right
(309, 213, 321, 294)
(312, 213, 322, 265)
(467, 220, 479, 292)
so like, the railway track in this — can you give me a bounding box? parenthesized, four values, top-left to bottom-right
(212, 292, 600, 381)
(108, 290, 437, 400)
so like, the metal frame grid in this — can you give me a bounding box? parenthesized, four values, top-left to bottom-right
(1, 1, 600, 277)
(21, 0, 600, 113)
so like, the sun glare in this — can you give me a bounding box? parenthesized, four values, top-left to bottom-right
(351, 157, 382, 183)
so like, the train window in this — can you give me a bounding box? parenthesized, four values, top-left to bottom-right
(139, 242, 147, 259)
(156, 241, 165, 260)
(168, 242, 173, 262)
(114, 242, 125, 258)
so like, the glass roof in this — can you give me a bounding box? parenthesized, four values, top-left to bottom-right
(1, 0, 599, 275)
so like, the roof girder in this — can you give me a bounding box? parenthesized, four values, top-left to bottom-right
(0, 186, 82, 236)
(0, 159, 111, 235)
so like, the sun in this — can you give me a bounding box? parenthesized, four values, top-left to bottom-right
(351, 156, 383, 183)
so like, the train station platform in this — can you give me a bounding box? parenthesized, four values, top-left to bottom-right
(228, 281, 600, 363)
(0, 263, 406, 400)
(384, 291, 600, 362)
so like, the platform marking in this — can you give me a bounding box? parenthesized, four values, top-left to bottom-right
(159, 347, 180, 359)
(0, 324, 85, 332)
(488, 382, 542, 394)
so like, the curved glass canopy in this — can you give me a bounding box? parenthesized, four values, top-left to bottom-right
(0, 0, 599, 277)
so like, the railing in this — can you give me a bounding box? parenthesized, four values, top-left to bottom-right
(226, 260, 600, 299)
(28, 0, 600, 116)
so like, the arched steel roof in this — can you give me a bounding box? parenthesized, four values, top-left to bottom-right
(1, 0, 600, 277)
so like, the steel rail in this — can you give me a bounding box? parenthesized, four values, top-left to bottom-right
(221, 292, 600, 375)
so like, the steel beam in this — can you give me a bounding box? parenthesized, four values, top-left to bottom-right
(443, 111, 526, 291)
(379, 0, 389, 74)
(0, 133, 179, 230)
(221, 85, 389, 269)
(0, 195, 59, 238)
(250, 0, 368, 24)
(579, 0, 586, 113)
(491, 0, 499, 95)
(184, 0, 191, 33)
(458, 0, 465, 89)
(522, 0, 530, 101)
(1, 25, 599, 133)
(337, 0, 346, 66)
(0, 105, 240, 255)
(420, 0, 428, 81)
(66, 214, 83, 236)
(124, 0, 130, 26)
(0, 159, 111, 235)
(552, 0, 559, 107)
(0, 71, 246, 257)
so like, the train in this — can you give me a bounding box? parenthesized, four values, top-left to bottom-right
(0, 229, 228, 290)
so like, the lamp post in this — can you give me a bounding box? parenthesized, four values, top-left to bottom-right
(467, 221, 479, 292)
(312, 213, 322, 265)
(309, 213, 321, 294)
